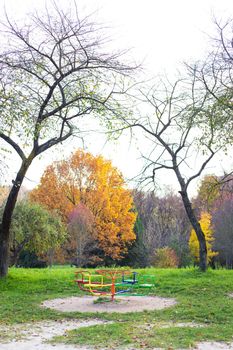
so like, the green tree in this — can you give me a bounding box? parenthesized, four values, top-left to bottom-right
(188, 19, 233, 148)
(196, 175, 220, 212)
(120, 215, 149, 268)
(4, 201, 66, 266)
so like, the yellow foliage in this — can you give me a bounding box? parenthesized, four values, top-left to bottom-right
(0, 186, 9, 206)
(189, 212, 218, 263)
(30, 149, 136, 260)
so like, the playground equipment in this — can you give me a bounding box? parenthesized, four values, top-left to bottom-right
(75, 269, 156, 301)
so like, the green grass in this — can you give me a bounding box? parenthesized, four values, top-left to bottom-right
(0, 266, 83, 324)
(1, 267, 233, 349)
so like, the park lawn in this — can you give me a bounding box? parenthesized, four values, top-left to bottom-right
(1, 267, 233, 349)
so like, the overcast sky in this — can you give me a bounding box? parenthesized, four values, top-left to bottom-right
(1, 0, 233, 195)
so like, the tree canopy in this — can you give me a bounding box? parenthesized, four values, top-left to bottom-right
(1, 200, 66, 266)
(0, 3, 135, 277)
(30, 149, 136, 262)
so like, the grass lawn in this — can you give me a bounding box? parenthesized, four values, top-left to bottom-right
(1, 267, 233, 349)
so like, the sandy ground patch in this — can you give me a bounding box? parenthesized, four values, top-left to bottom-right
(41, 295, 177, 313)
(0, 319, 105, 350)
(195, 342, 233, 349)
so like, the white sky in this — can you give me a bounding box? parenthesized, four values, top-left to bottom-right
(1, 0, 233, 196)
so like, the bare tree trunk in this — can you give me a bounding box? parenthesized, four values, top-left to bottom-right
(10, 239, 29, 266)
(47, 248, 54, 268)
(0, 236, 8, 277)
(10, 247, 21, 266)
(179, 190, 207, 271)
(174, 165, 207, 272)
(0, 158, 33, 277)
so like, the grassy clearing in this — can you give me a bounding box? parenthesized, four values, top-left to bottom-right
(1, 267, 233, 349)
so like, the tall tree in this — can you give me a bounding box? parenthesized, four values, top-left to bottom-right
(125, 76, 222, 271)
(0, 4, 135, 277)
(30, 149, 136, 263)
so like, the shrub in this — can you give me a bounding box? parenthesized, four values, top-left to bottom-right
(17, 251, 47, 268)
(152, 247, 179, 268)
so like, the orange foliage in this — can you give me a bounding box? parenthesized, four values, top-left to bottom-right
(30, 149, 136, 260)
(0, 186, 9, 206)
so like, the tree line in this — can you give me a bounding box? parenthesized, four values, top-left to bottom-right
(1, 150, 233, 270)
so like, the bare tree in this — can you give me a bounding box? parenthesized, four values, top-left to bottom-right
(0, 4, 136, 277)
(213, 196, 233, 269)
(127, 76, 221, 271)
(133, 190, 190, 266)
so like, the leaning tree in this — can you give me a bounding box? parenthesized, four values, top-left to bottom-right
(0, 4, 135, 277)
(126, 76, 223, 271)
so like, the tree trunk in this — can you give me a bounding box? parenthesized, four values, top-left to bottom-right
(0, 236, 9, 277)
(179, 190, 207, 271)
(173, 164, 208, 272)
(10, 239, 29, 266)
(0, 157, 33, 277)
(10, 247, 20, 266)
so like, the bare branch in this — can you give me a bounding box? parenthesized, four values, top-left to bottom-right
(0, 133, 26, 161)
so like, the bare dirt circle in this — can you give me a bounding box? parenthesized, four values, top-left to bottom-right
(42, 295, 177, 313)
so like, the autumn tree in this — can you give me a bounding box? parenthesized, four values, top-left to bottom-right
(30, 149, 136, 263)
(193, 173, 233, 268)
(0, 187, 10, 207)
(67, 203, 95, 267)
(152, 247, 179, 268)
(0, 4, 136, 277)
(189, 212, 218, 264)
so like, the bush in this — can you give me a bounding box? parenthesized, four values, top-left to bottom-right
(17, 250, 47, 268)
(169, 236, 192, 267)
(152, 247, 179, 268)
